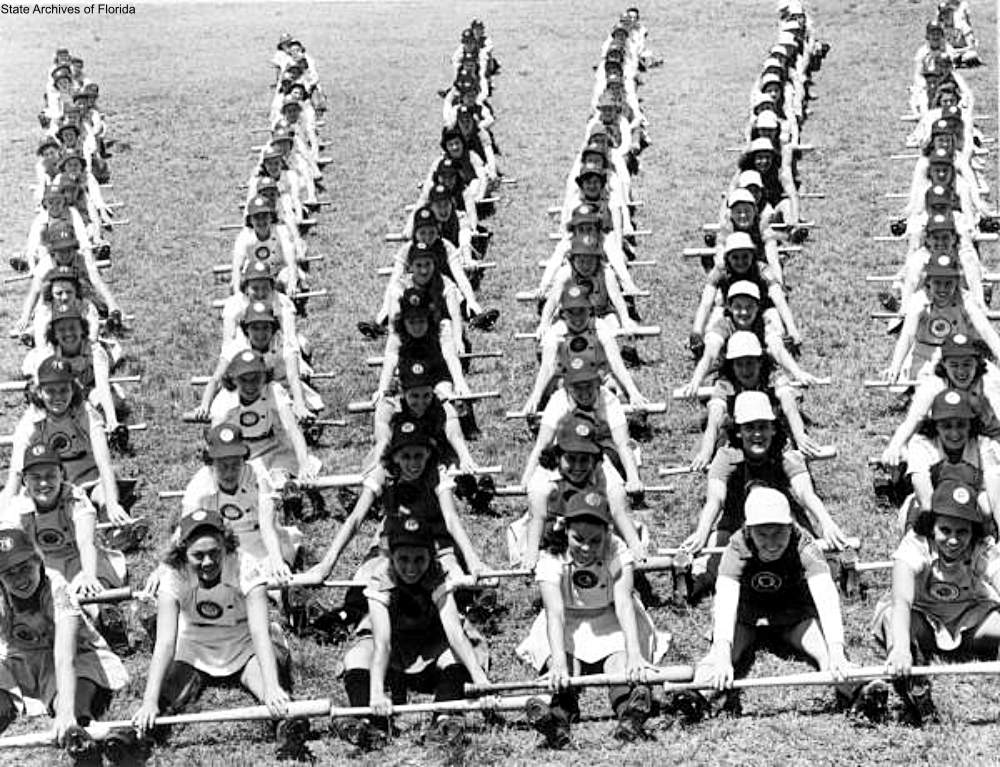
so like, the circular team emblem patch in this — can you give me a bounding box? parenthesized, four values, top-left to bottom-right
(569, 336, 591, 353)
(575, 423, 591, 438)
(404, 518, 419, 531)
(37, 529, 65, 548)
(196, 601, 224, 620)
(953, 486, 971, 504)
(571, 569, 599, 589)
(750, 571, 782, 592)
(929, 581, 960, 602)
(220, 504, 244, 521)
(12, 624, 40, 644)
(255, 246, 271, 260)
(929, 317, 953, 339)
(239, 411, 261, 428)
(47, 433, 72, 454)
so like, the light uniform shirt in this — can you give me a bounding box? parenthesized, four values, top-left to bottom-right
(157, 551, 268, 676)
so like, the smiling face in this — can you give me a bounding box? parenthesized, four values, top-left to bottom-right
(738, 419, 775, 460)
(929, 163, 954, 185)
(562, 306, 591, 332)
(408, 255, 436, 286)
(392, 444, 431, 481)
(245, 279, 273, 302)
(567, 519, 607, 567)
(391, 545, 432, 584)
(45, 192, 66, 216)
(926, 229, 955, 254)
(22, 463, 62, 509)
(748, 523, 792, 562)
(245, 321, 275, 352)
(570, 252, 600, 277)
(38, 381, 73, 416)
(753, 151, 773, 173)
(728, 296, 760, 328)
(933, 513, 973, 562)
(413, 223, 439, 247)
(50, 279, 78, 304)
(212, 455, 244, 492)
(943, 355, 977, 388)
(403, 314, 430, 339)
(0, 559, 42, 600)
(732, 356, 763, 387)
(559, 451, 597, 484)
(726, 248, 754, 274)
(185, 533, 224, 586)
(932, 133, 955, 153)
(235, 371, 266, 403)
(52, 318, 83, 355)
(928, 275, 958, 305)
(444, 137, 464, 158)
(402, 385, 434, 417)
(580, 176, 603, 199)
(730, 202, 757, 230)
(250, 211, 271, 234)
(936, 416, 971, 452)
(568, 379, 599, 409)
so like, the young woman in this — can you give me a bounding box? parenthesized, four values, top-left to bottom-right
(691, 331, 821, 472)
(883, 332, 1000, 466)
(885, 254, 1000, 383)
(332, 513, 491, 750)
(695, 487, 886, 720)
(131, 510, 311, 761)
(230, 194, 300, 297)
(874, 480, 1000, 725)
(901, 388, 1000, 532)
(0, 527, 129, 764)
(182, 424, 301, 580)
(2, 356, 133, 529)
(516, 491, 666, 747)
(26, 265, 102, 349)
(208, 350, 319, 489)
(520, 283, 647, 416)
(300, 418, 485, 587)
(681, 392, 849, 598)
(513, 412, 644, 571)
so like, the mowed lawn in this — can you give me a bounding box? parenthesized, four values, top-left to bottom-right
(2, 0, 1000, 764)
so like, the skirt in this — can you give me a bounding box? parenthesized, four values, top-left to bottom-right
(871, 590, 1000, 652)
(0, 644, 128, 710)
(516, 594, 669, 670)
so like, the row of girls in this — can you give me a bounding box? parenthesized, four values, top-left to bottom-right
(0, 35, 338, 765)
(870, 1, 1000, 725)
(664, 0, 894, 723)
(0, 48, 152, 765)
(0, 21, 516, 765)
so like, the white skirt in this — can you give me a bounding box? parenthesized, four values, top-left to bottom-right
(516, 594, 669, 669)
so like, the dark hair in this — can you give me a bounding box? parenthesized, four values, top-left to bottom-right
(725, 413, 789, 454)
(913, 510, 986, 543)
(542, 514, 608, 556)
(220, 366, 274, 392)
(27, 379, 85, 412)
(44, 317, 90, 350)
(917, 413, 981, 441)
(380, 429, 439, 479)
(163, 526, 240, 571)
(934, 355, 990, 380)
(392, 309, 443, 343)
(42, 275, 83, 303)
(719, 352, 774, 390)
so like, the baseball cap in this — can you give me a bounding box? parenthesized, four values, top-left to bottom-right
(226, 350, 267, 378)
(560, 284, 592, 310)
(204, 423, 249, 459)
(924, 253, 960, 277)
(727, 280, 761, 301)
(931, 480, 980, 523)
(398, 359, 438, 389)
(728, 188, 757, 208)
(242, 301, 277, 326)
(563, 490, 612, 525)
(554, 413, 601, 454)
(0, 529, 40, 573)
(400, 288, 433, 318)
(384, 513, 434, 551)
(724, 232, 756, 254)
(388, 419, 435, 453)
(568, 203, 602, 228)
(36, 356, 74, 385)
(734, 391, 775, 424)
(726, 331, 763, 359)
(930, 388, 974, 420)
(744, 486, 793, 526)
(177, 509, 226, 545)
(412, 207, 439, 231)
(22, 442, 62, 472)
(563, 355, 602, 384)
(941, 333, 979, 358)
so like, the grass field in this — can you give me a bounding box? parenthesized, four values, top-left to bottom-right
(3, 0, 1000, 764)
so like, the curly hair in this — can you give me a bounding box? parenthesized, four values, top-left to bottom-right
(913, 510, 986, 544)
(162, 526, 240, 571)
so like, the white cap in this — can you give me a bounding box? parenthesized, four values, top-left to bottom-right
(728, 188, 757, 208)
(760, 73, 783, 90)
(725, 232, 756, 253)
(727, 280, 761, 301)
(754, 111, 780, 130)
(737, 170, 763, 189)
(734, 391, 775, 424)
(745, 486, 793, 526)
(749, 136, 776, 154)
(726, 331, 763, 359)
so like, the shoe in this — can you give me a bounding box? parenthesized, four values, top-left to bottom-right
(663, 690, 709, 724)
(850, 680, 890, 724)
(708, 689, 743, 718)
(64, 724, 101, 766)
(877, 291, 900, 313)
(429, 714, 466, 747)
(613, 686, 653, 742)
(305, 489, 328, 521)
(9, 256, 29, 273)
(357, 320, 387, 340)
(98, 605, 131, 656)
(275, 716, 314, 762)
(469, 308, 499, 331)
(334, 717, 387, 751)
(893, 677, 938, 727)
(525, 697, 570, 749)
(104, 729, 151, 765)
(620, 345, 641, 368)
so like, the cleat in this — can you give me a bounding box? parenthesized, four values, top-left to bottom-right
(525, 697, 570, 749)
(357, 320, 387, 340)
(275, 716, 314, 762)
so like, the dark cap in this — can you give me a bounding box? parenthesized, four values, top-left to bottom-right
(930, 388, 974, 421)
(931, 480, 980, 524)
(22, 442, 62, 471)
(36, 355, 74, 385)
(398, 359, 439, 390)
(0, 528, 40, 573)
(204, 423, 249, 460)
(563, 355, 602, 384)
(226, 349, 267, 378)
(555, 414, 601, 454)
(400, 287, 433, 319)
(563, 490, 612, 525)
(560, 284, 592, 310)
(388, 419, 435, 453)
(384, 513, 434, 551)
(177, 509, 226, 545)
(941, 332, 980, 358)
